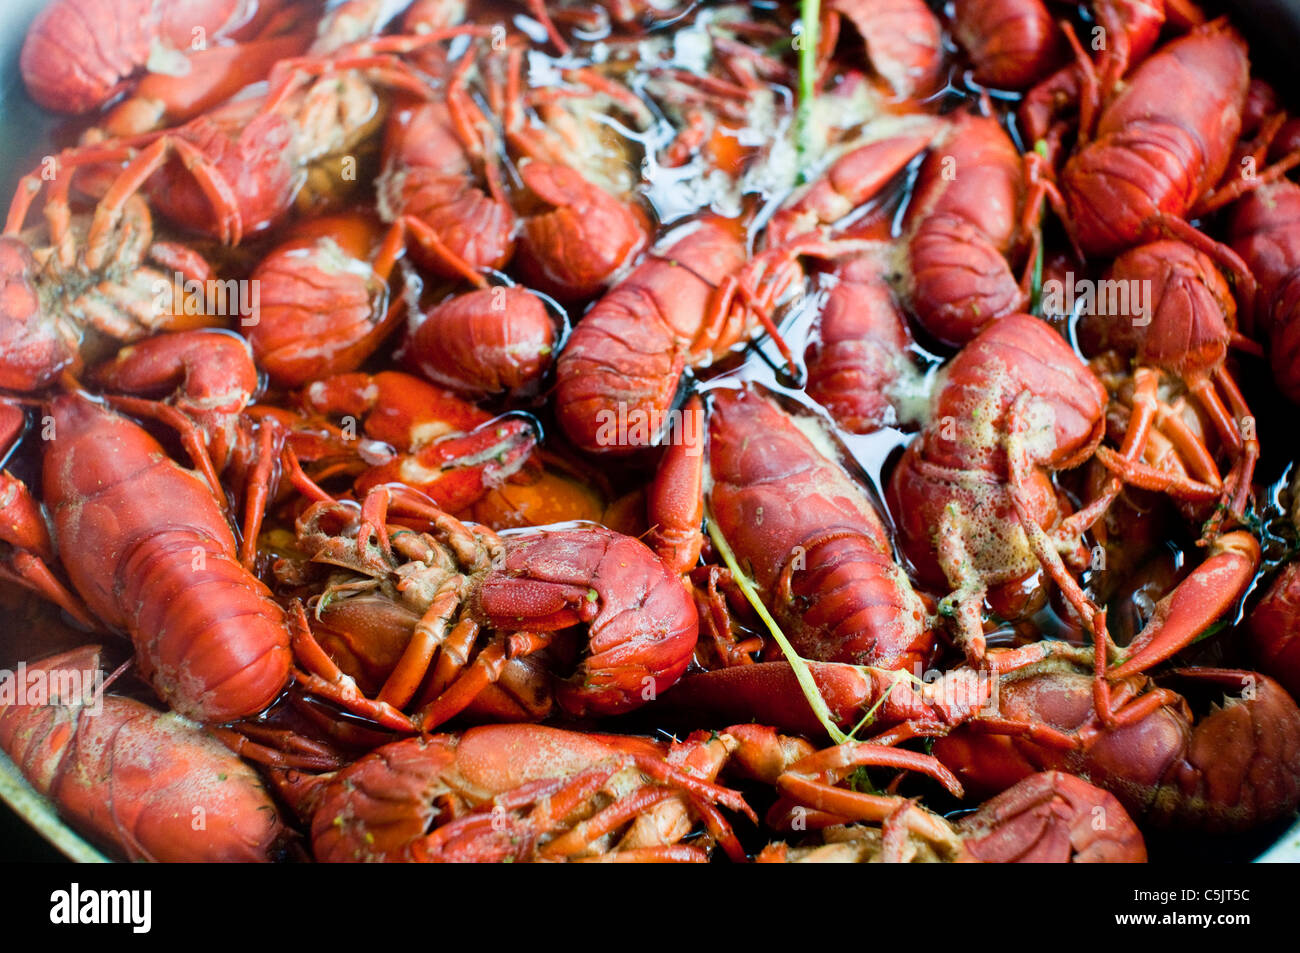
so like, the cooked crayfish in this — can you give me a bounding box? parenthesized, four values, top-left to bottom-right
(276, 723, 753, 862)
(934, 655, 1300, 832)
(37, 393, 291, 722)
(0, 646, 285, 861)
(279, 484, 698, 730)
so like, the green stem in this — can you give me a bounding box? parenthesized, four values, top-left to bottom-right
(796, 0, 821, 176)
(1030, 240, 1044, 316)
(1029, 140, 1049, 314)
(705, 507, 849, 744)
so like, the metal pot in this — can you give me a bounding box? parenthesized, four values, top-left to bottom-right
(0, 0, 1296, 863)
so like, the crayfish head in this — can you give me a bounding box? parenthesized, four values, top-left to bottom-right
(1091, 240, 1233, 375)
(515, 162, 648, 303)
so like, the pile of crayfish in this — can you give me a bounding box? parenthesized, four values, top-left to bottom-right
(1, 0, 1299, 863)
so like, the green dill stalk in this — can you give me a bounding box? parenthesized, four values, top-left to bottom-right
(843, 681, 896, 739)
(1030, 239, 1044, 315)
(1189, 618, 1231, 647)
(1029, 140, 1050, 314)
(795, 0, 821, 178)
(706, 507, 849, 744)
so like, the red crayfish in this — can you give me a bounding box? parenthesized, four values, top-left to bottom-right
(0, 646, 285, 861)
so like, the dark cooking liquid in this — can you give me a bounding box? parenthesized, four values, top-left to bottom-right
(0, 0, 1295, 862)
